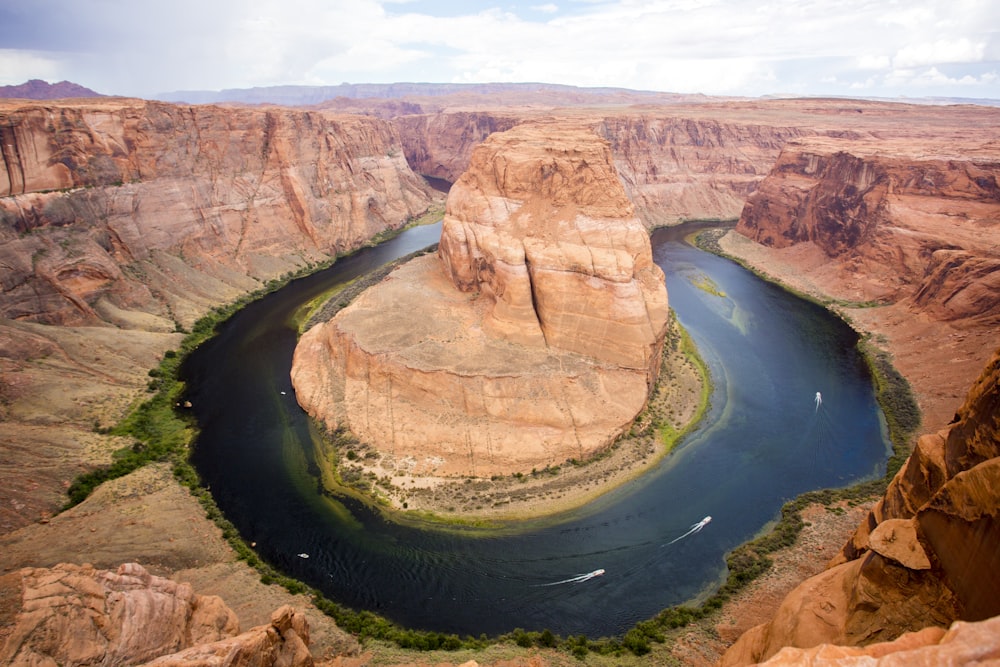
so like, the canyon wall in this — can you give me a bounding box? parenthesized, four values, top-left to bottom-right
(719, 344, 1000, 666)
(4, 96, 1000, 665)
(395, 107, 833, 228)
(716, 124, 1000, 665)
(0, 98, 438, 535)
(0, 99, 438, 329)
(727, 136, 1000, 431)
(594, 115, 815, 227)
(292, 122, 668, 477)
(394, 111, 521, 184)
(737, 139, 1000, 323)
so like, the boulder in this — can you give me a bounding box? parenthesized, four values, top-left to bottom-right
(0, 562, 239, 666)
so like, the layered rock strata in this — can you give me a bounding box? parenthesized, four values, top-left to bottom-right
(0, 98, 437, 535)
(292, 122, 668, 477)
(396, 109, 812, 227)
(752, 615, 1000, 666)
(726, 137, 1000, 431)
(0, 98, 437, 329)
(737, 139, 1000, 324)
(719, 345, 1000, 665)
(0, 562, 314, 667)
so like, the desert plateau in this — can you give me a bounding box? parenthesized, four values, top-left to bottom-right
(1, 80, 999, 667)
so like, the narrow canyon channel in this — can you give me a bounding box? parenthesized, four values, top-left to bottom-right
(182, 221, 890, 638)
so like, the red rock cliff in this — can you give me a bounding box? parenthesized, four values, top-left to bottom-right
(0, 99, 438, 328)
(439, 121, 669, 372)
(594, 114, 815, 227)
(395, 105, 853, 228)
(291, 122, 668, 478)
(719, 345, 1000, 665)
(0, 562, 315, 667)
(736, 139, 1000, 326)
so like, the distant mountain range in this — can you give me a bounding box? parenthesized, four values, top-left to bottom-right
(154, 81, 705, 106)
(3, 79, 996, 108)
(0, 79, 104, 99)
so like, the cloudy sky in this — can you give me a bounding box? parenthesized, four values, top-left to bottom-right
(1, 0, 998, 100)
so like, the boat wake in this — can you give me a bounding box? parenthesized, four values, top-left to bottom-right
(536, 568, 606, 586)
(664, 516, 712, 545)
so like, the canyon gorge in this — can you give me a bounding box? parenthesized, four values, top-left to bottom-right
(1, 89, 999, 665)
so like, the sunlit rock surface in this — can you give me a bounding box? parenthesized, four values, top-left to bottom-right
(736, 140, 1000, 326)
(292, 122, 668, 477)
(0, 562, 315, 667)
(0, 98, 437, 329)
(751, 615, 1000, 666)
(719, 345, 1000, 665)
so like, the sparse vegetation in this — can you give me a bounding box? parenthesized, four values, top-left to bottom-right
(692, 272, 727, 297)
(61, 220, 925, 661)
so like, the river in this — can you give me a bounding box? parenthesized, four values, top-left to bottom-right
(183, 221, 889, 638)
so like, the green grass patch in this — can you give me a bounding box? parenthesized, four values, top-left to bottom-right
(691, 272, 726, 297)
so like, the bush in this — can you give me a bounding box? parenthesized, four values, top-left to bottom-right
(622, 628, 651, 655)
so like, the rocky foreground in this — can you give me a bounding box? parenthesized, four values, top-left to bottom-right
(2, 93, 1000, 665)
(718, 345, 1000, 665)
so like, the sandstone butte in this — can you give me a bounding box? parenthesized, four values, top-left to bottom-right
(2, 93, 1000, 666)
(291, 122, 669, 478)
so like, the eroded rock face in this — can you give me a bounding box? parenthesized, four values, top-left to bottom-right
(395, 111, 521, 183)
(141, 605, 314, 667)
(0, 99, 438, 329)
(719, 346, 1000, 665)
(0, 562, 315, 667)
(752, 615, 1000, 666)
(292, 122, 668, 477)
(0, 562, 239, 666)
(594, 115, 813, 228)
(438, 121, 668, 372)
(736, 141, 1000, 325)
(395, 109, 816, 228)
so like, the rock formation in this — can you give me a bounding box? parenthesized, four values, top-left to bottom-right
(395, 111, 521, 184)
(0, 563, 313, 667)
(724, 134, 1000, 431)
(750, 615, 1000, 666)
(292, 122, 668, 477)
(0, 98, 438, 329)
(4, 94, 1000, 666)
(396, 109, 811, 227)
(736, 139, 1000, 325)
(594, 114, 814, 228)
(719, 345, 1000, 665)
(0, 562, 314, 667)
(0, 79, 104, 99)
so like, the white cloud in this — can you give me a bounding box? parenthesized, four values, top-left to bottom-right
(886, 66, 998, 89)
(856, 55, 891, 71)
(0, 0, 997, 99)
(894, 38, 986, 68)
(0, 50, 62, 86)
